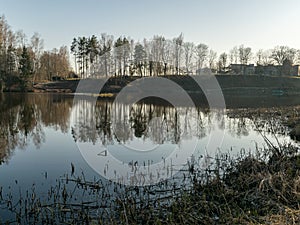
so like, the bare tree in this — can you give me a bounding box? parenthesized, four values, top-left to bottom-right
(39, 46, 70, 81)
(229, 46, 239, 64)
(161, 39, 172, 76)
(143, 38, 151, 76)
(173, 33, 184, 75)
(129, 39, 135, 75)
(15, 30, 27, 50)
(271, 46, 297, 65)
(218, 52, 227, 73)
(256, 49, 272, 65)
(208, 49, 217, 71)
(57, 46, 70, 78)
(152, 35, 164, 76)
(195, 43, 208, 70)
(295, 50, 300, 65)
(183, 42, 194, 74)
(238, 45, 252, 64)
(99, 33, 113, 77)
(0, 15, 10, 76)
(30, 32, 44, 82)
(122, 37, 131, 76)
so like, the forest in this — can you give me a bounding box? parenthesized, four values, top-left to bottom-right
(0, 15, 70, 90)
(70, 35, 300, 78)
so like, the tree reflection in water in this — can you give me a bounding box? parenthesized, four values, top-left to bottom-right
(0, 93, 293, 167)
(71, 99, 215, 146)
(0, 93, 73, 164)
(70, 98, 295, 185)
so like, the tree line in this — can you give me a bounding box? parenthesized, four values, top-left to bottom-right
(70, 33, 300, 78)
(1, 13, 300, 87)
(0, 15, 70, 90)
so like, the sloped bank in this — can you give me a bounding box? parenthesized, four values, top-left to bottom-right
(33, 75, 300, 107)
(34, 75, 300, 94)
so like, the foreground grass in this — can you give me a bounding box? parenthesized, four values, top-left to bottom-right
(116, 145, 300, 225)
(1, 144, 300, 224)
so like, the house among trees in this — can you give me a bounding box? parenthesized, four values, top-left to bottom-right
(196, 67, 213, 75)
(256, 59, 300, 76)
(229, 59, 300, 76)
(229, 64, 255, 75)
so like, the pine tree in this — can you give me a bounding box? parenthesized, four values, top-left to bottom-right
(19, 46, 33, 90)
(134, 43, 146, 76)
(7, 44, 16, 75)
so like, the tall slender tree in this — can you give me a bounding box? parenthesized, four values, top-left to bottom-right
(218, 52, 228, 73)
(134, 43, 146, 76)
(183, 42, 194, 74)
(208, 49, 217, 71)
(99, 33, 113, 77)
(238, 45, 252, 64)
(19, 46, 33, 89)
(87, 35, 99, 76)
(196, 43, 208, 71)
(70, 38, 78, 75)
(173, 33, 184, 75)
(30, 32, 44, 83)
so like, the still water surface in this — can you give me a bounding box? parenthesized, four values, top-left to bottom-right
(0, 93, 297, 219)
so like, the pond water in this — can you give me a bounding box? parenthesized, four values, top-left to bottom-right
(0, 93, 297, 221)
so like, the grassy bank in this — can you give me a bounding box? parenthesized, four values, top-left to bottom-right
(29, 75, 300, 109)
(33, 75, 300, 95)
(124, 145, 300, 224)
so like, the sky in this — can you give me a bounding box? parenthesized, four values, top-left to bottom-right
(1, 0, 300, 54)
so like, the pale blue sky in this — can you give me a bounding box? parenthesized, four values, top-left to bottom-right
(1, 0, 300, 53)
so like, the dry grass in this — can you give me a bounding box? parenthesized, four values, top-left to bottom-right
(0, 144, 300, 224)
(112, 144, 300, 225)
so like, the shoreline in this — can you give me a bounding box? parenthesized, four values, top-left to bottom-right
(31, 74, 300, 95)
(4, 74, 300, 108)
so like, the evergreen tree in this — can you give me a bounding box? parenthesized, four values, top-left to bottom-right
(70, 38, 79, 75)
(134, 43, 146, 76)
(19, 46, 33, 89)
(7, 44, 16, 75)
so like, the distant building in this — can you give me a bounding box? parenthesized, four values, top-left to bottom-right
(282, 60, 300, 76)
(228, 61, 300, 76)
(196, 67, 214, 75)
(229, 64, 255, 75)
(291, 65, 300, 76)
(255, 64, 281, 76)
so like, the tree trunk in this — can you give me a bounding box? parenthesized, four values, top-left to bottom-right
(139, 63, 143, 77)
(164, 63, 167, 76)
(0, 80, 3, 92)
